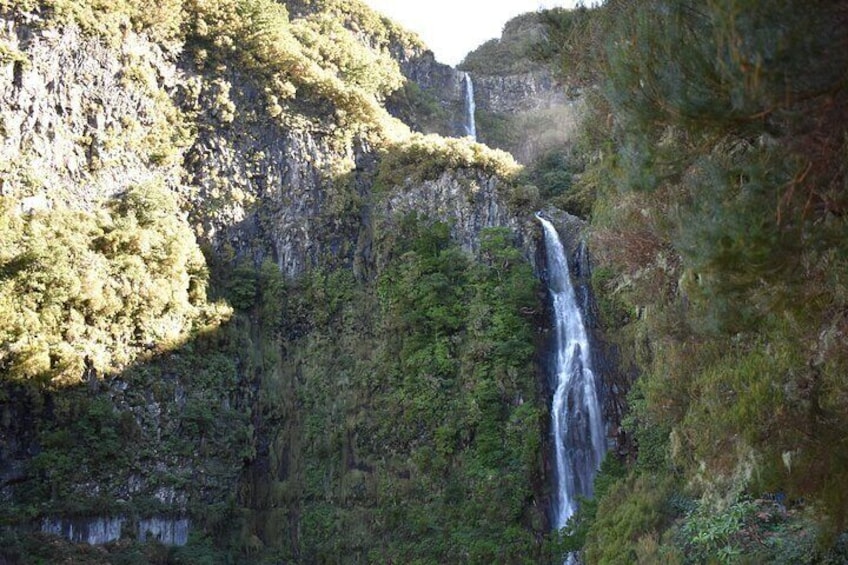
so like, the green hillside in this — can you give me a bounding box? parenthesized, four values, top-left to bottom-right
(535, 1, 848, 562)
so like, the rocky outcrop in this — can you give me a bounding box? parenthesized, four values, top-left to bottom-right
(0, 16, 368, 280)
(182, 81, 366, 277)
(41, 516, 124, 545)
(376, 169, 522, 255)
(37, 515, 189, 546)
(0, 14, 367, 279)
(472, 68, 585, 165)
(388, 41, 585, 165)
(473, 69, 567, 114)
(0, 17, 183, 208)
(138, 516, 190, 545)
(386, 51, 471, 138)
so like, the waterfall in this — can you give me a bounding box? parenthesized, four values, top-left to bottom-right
(463, 72, 477, 140)
(536, 214, 606, 538)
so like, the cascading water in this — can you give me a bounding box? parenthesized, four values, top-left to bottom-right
(536, 214, 606, 541)
(463, 72, 477, 140)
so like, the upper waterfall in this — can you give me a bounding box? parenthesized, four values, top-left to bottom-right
(536, 214, 606, 536)
(463, 72, 477, 140)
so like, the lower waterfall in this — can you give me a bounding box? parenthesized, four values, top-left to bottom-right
(537, 214, 606, 545)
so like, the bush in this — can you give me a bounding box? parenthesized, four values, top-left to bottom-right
(569, 0, 848, 548)
(374, 133, 520, 192)
(0, 185, 230, 383)
(584, 474, 676, 564)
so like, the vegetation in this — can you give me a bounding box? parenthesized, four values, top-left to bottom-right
(385, 80, 454, 136)
(0, 0, 416, 143)
(519, 147, 587, 215)
(0, 185, 230, 383)
(459, 13, 546, 76)
(533, 0, 848, 561)
(1, 1, 547, 560)
(7, 0, 847, 562)
(374, 132, 521, 191)
(530, 4, 620, 87)
(0, 215, 547, 564)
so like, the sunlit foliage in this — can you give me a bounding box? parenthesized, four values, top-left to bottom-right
(375, 133, 521, 190)
(0, 184, 229, 383)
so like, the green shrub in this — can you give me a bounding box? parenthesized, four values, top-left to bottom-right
(584, 474, 676, 564)
(0, 185, 230, 383)
(243, 218, 545, 562)
(568, 0, 848, 550)
(374, 133, 520, 192)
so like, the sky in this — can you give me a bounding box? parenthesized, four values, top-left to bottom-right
(362, 1, 582, 66)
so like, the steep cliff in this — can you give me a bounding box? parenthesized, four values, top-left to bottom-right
(529, 2, 848, 563)
(385, 51, 469, 138)
(458, 12, 586, 165)
(384, 16, 585, 166)
(0, 1, 572, 562)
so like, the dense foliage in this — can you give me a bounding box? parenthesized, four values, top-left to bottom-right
(231, 220, 548, 562)
(0, 185, 229, 383)
(3, 215, 551, 565)
(374, 133, 521, 191)
(10, 0, 848, 562)
(537, 0, 848, 561)
(0, 1, 555, 562)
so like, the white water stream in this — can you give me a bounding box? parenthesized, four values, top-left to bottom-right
(537, 214, 606, 538)
(463, 72, 477, 140)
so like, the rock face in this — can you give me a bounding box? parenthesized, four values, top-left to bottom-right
(0, 7, 541, 552)
(137, 517, 190, 545)
(41, 517, 124, 545)
(473, 69, 566, 115)
(377, 169, 522, 255)
(38, 516, 190, 546)
(386, 51, 471, 138)
(0, 13, 516, 282)
(0, 18, 183, 208)
(472, 69, 585, 165)
(389, 44, 585, 165)
(182, 84, 365, 277)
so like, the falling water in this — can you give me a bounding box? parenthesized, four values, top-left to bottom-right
(536, 214, 606, 538)
(463, 72, 477, 140)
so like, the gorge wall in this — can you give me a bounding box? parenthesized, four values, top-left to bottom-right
(388, 11, 586, 166)
(0, 2, 582, 562)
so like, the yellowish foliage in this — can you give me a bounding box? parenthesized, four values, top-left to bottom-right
(375, 133, 522, 191)
(0, 186, 230, 383)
